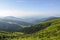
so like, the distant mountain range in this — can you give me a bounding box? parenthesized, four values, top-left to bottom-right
(0, 16, 32, 32)
(0, 16, 60, 40)
(20, 16, 57, 24)
(0, 16, 57, 32)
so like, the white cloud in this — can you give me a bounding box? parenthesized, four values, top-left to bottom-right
(16, 1, 24, 3)
(0, 9, 60, 17)
(16, 0, 25, 3)
(0, 10, 43, 17)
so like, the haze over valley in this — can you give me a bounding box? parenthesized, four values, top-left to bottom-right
(0, 0, 60, 40)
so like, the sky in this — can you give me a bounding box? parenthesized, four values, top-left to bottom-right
(0, 0, 60, 17)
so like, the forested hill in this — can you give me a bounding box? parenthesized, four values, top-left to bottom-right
(14, 17, 60, 40)
(0, 17, 60, 40)
(22, 17, 60, 34)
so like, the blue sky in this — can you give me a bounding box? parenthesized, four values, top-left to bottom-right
(0, 0, 60, 17)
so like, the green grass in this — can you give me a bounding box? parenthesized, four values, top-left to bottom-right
(0, 18, 60, 40)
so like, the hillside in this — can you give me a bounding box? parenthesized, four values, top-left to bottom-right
(0, 21, 23, 32)
(0, 17, 32, 32)
(2, 16, 32, 26)
(0, 17, 60, 40)
(12, 17, 60, 40)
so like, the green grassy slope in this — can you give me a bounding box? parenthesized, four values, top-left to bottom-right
(0, 31, 24, 40)
(0, 18, 60, 40)
(12, 18, 60, 40)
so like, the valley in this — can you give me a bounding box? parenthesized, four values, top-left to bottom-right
(0, 17, 60, 40)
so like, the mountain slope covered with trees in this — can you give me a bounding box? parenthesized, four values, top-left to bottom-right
(0, 17, 60, 40)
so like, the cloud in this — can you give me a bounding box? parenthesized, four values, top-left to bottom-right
(0, 9, 60, 17)
(0, 10, 42, 17)
(16, 0, 25, 3)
